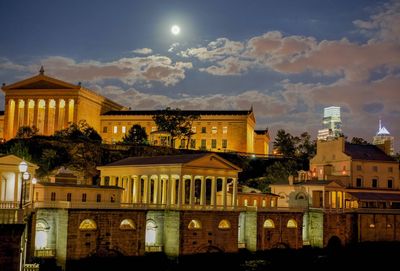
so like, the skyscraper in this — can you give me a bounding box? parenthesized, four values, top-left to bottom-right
(317, 106, 342, 141)
(373, 119, 394, 156)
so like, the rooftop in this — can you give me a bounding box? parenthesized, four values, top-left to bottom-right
(344, 143, 395, 161)
(102, 110, 252, 116)
(105, 153, 210, 166)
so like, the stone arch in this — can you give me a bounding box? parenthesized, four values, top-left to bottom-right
(327, 235, 342, 250)
(196, 245, 224, 253)
(188, 219, 202, 230)
(120, 219, 136, 230)
(263, 218, 275, 228)
(218, 219, 231, 229)
(287, 219, 298, 228)
(79, 219, 97, 230)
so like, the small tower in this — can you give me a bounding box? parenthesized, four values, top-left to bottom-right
(373, 119, 394, 156)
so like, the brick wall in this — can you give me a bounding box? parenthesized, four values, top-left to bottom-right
(66, 210, 146, 260)
(179, 211, 239, 254)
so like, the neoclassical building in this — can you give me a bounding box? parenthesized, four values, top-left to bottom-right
(0, 69, 270, 155)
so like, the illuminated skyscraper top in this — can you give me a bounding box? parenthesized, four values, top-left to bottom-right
(373, 119, 394, 156)
(317, 106, 342, 141)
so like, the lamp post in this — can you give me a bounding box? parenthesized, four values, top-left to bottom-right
(31, 177, 37, 207)
(18, 160, 29, 209)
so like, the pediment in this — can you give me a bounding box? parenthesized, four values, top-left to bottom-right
(2, 74, 79, 91)
(185, 154, 242, 172)
(0, 154, 38, 169)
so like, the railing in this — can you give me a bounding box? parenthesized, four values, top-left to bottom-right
(0, 201, 20, 209)
(34, 249, 56, 258)
(145, 245, 163, 252)
(24, 263, 40, 271)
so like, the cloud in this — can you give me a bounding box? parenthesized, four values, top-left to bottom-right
(1, 55, 192, 87)
(353, 0, 400, 43)
(132, 48, 153, 55)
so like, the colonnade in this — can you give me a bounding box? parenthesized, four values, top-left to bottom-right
(100, 174, 238, 208)
(0, 171, 32, 204)
(6, 97, 77, 138)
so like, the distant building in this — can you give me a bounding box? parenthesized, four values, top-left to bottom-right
(317, 106, 342, 141)
(373, 119, 394, 156)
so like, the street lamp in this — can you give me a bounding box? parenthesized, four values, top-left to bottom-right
(19, 160, 29, 209)
(31, 177, 37, 207)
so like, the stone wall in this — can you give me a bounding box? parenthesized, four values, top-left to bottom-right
(0, 224, 25, 271)
(179, 211, 239, 254)
(257, 212, 303, 249)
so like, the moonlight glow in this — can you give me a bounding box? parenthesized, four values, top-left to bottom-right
(171, 25, 180, 35)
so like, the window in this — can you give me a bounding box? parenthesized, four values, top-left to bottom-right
(191, 127, 196, 133)
(218, 219, 231, 229)
(96, 194, 101, 202)
(388, 179, 393, 189)
(51, 192, 56, 201)
(372, 166, 378, 172)
(372, 179, 378, 188)
(82, 193, 87, 202)
(113, 126, 118, 134)
(120, 219, 136, 230)
(79, 219, 97, 230)
(222, 126, 228, 134)
(263, 219, 275, 228)
(356, 165, 362, 171)
(102, 126, 108, 133)
(388, 167, 393, 173)
(188, 219, 202, 229)
(287, 219, 298, 228)
(211, 139, 217, 149)
(151, 126, 157, 132)
(201, 139, 206, 149)
(190, 139, 196, 149)
(201, 127, 206, 133)
(122, 126, 126, 133)
(222, 139, 227, 149)
(180, 139, 186, 148)
(356, 178, 362, 187)
(66, 193, 72, 202)
(211, 127, 217, 134)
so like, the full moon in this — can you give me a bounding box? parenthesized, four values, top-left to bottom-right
(171, 25, 180, 35)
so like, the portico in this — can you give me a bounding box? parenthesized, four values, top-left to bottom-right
(97, 153, 241, 208)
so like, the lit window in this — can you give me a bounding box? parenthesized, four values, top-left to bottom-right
(270, 199, 275, 207)
(113, 126, 118, 134)
(122, 126, 126, 133)
(222, 126, 228, 134)
(263, 219, 275, 228)
(79, 219, 97, 230)
(287, 219, 297, 228)
(192, 127, 196, 133)
(218, 219, 231, 229)
(151, 126, 157, 132)
(188, 219, 202, 229)
(201, 139, 206, 149)
(244, 199, 248, 206)
(369, 223, 375, 228)
(120, 219, 136, 230)
(212, 127, 217, 134)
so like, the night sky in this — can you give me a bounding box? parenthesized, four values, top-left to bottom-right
(0, 0, 399, 151)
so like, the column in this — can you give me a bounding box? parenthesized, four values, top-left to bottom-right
(177, 176, 182, 206)
(127, 176, 133, 203)
(13, 100, 19, 136)
(189, 176, 194, 206)
(14, 172, 19, 203)
(165, 177, 171, 206)
(222, 177, 227, 207)
(33, 99, 38, 129)
(322, 190, 326, 208)
(143, 177, 148, 203)
(157, 177, 163, 204)
(161, 178, 167, 204)
(54, 99, 60, 131)
(170, 178, 176, 205)
(23, 99, 29, 126)
(211, 177, 216, 207)
(44, 99, 50, 134)
(200, 177, 206, 206)
(153, 179, 158, 204)
(134, 176, 142, 203)
(232, 178, 238, 207)
(64, 99, 69, 127)
(73, 99, 78, 123)
(100, 176, 106, 186)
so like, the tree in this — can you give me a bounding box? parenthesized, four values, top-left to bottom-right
(7, 141, 32, 161)
(122, 124, 148, 145)
(54, 120, 101, 142)
(152, 107, 199, 148)
(350, 137, 370, 145)
(264, 160, 298, 184)
(273, 129, 299, 157)
(15, 126, 39, 139)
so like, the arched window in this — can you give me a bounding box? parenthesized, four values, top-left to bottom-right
(120, 219, 136, 230)
(145, 220, 157, 245)
(35, 220, 50, 249)
(296, 193, 306, 200)
(287, 219, 298, 228)
(188, 219, 202, 230)
(79, 219, 97, 230)
(263, 219, 275, 228)
(218, 219, 231, 229)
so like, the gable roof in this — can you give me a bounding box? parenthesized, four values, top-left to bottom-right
(2, 73, 80, 91)
(344, 143, 395, 161)
(102, 110, 252, 116)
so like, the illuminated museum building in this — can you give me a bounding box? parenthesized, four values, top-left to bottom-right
(0, 69, 270, 155)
